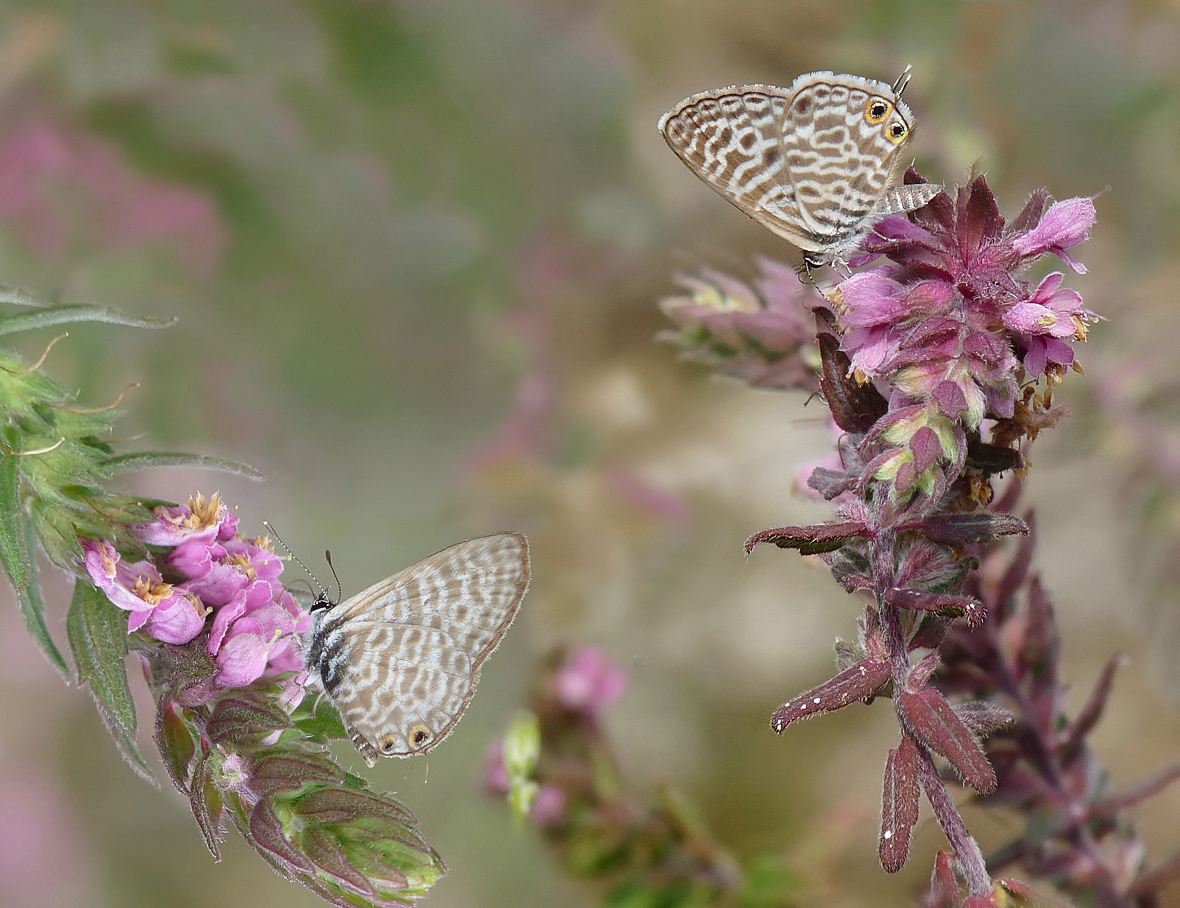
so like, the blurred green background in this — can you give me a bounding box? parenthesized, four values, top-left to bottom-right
(1, 1, 1179, 906)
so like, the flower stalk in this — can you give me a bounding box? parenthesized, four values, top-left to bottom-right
(658, 168, 1179, 905)
(0, 292, 446, 906)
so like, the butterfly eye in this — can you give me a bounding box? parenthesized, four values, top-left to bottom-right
(866, 98, 891, 124)
(409, 724, 432, 749)
(887, 119, 909, 142)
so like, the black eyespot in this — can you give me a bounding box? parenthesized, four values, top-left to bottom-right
(381, 738, 396, 753)
(889, 121, 907, 140)
(866, 99, 891, 124)
(413, 729, 429, 745)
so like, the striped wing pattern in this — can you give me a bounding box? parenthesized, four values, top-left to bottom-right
(310, 533, 530, 766)
(659, 70, 940, 265)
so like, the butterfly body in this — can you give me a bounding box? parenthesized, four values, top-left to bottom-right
(659, 69, 941, 267)
(307, 532, 530, 766)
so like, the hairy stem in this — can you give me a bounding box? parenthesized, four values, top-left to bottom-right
(916, 747, 990, 896)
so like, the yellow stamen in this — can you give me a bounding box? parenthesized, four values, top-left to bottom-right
(133, 574, 175, 606)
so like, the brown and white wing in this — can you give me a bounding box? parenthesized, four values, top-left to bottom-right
(659, 85, 825, 252)
(322, 533, 530, 764)
(778, 74, 905, 248)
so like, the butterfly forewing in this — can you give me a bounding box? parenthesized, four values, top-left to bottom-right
(660, 86, 819, 252)
(310, 532, 530, 766)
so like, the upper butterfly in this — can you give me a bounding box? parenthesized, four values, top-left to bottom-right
(658, 67, 941, 269)
(306, 532, 530, 767)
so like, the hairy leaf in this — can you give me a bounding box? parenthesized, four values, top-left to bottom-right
(771, 658, 892, 733)
(880, 737, 920, 873)
(0, 304, 175, 335)
(67, 582, 150, 781)
(100, 451, 265, 481)
(896, 689, 996, 794)
(0, 453, 28, 591)
(16, 512, 68, 675)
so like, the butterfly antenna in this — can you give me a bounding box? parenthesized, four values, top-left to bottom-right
(893, 64, 913, 98)
(262, 520, 326, 596)
(324, 550, 343, 603)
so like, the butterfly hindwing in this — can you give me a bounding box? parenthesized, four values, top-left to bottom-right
(310, 533, 530, 765)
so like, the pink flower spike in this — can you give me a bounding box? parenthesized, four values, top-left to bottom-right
(1012, 197, 1096, 272)
(554, 647, 628, 718)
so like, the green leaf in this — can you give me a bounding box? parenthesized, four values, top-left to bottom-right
(98, 451, 265, 481)
(0, 304, 176, 335)
(15, 512, 68, 677)
(0, 452, 28, 591)
(289, 697, 349, 743)
(0, 285, 66, 307)
(67, 582, 150, 781)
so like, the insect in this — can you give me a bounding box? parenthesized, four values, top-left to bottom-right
(658, 66, 941, 270)
(305, 532, 530, 767)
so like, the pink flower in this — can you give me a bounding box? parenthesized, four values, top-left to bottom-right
(80, 538, 206, 644)
(483, 741, 510, 795)
(528, 784, 567, 827)
(207, 579, 308, 699)
(554, 647, 627, 718)
(1002, 273, 1099, 378)
(1011, 197, 1096, 273)
(142, 591, 207, 645)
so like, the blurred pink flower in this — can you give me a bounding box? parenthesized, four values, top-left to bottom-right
(529, 784, 567, 827)
(0, 120, 224, 273)
(554, 646, 627, 718)
(483, 740, 510, 795)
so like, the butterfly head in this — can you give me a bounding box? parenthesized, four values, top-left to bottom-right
(309, 590, 336, 615)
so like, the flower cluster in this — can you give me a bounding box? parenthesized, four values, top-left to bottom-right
(829, 174, 1097, 502)
(658, 258, 823, 391)
(486, 647, 802, 906)
(81, 493, 308, 704)
(73, 491, 447, 905)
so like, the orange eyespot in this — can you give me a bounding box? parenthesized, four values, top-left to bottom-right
(380, 736, 398, 754)
(409, 724, 432, 748)
(885, 118, 909, 143)
(865, 98, 892, 125)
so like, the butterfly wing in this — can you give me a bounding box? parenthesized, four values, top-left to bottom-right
(778, 73, 913, 253)
(659, 85, 827, 253)
(315, 532, 530, 765)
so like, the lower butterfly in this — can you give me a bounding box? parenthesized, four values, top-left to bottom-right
(659, 66, 941, 269)
(305, 532, 530, 766)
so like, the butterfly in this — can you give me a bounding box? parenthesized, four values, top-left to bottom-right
(659, 66, 941, 269)
(306, 532, 530, 766)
